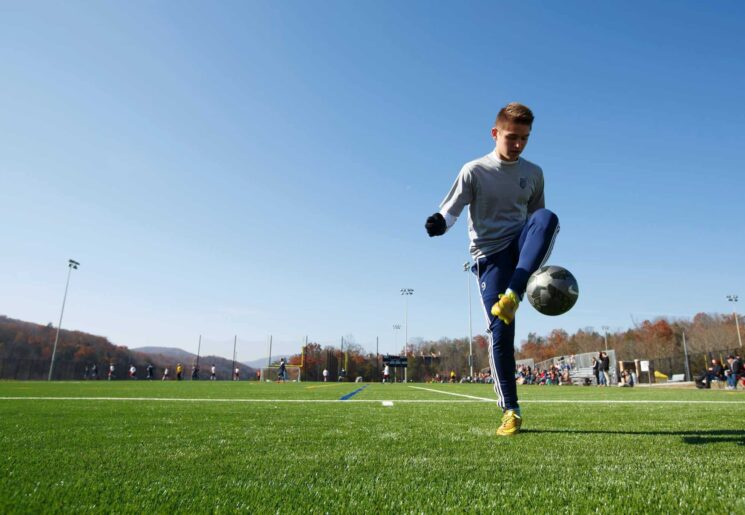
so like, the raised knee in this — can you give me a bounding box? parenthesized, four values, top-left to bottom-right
(531, 208, 559, 226)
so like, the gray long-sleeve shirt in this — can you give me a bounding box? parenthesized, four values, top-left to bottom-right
(439, 151, 544, 259)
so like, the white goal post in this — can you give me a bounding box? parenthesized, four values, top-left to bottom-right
(260, 366, 302, 382)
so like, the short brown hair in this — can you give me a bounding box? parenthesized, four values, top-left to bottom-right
(495, 102, 534, 127)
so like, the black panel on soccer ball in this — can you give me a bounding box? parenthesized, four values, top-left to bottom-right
(526, 265, 579, 316)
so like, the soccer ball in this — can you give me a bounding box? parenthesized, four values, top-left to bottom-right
(526, 265, 579, 316)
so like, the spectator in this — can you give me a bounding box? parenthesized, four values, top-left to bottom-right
(618, 369, 634, 387)
(705, 358, 725, 388)
(600, 352, 611, 386)
(278, 358, 287, 382)
(726, 355, 741, 390)
(146, 363, 154, 380)
(591, 357, 599, 385)
(547, 368, 559, 385)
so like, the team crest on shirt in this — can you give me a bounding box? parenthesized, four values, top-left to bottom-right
(519, 178, 527, 189)
(481, 281, 486, 291)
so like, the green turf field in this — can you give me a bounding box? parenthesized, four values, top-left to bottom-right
(1, 381, 744, 513)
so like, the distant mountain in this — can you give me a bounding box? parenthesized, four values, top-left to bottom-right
(243, 357, 270, 369)
(131, 346, 197, 362)
(0, 316, 257, 380)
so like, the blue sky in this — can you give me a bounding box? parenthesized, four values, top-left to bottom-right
(2, 1, 744, 362)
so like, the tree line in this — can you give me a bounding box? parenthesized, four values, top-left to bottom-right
(287, 312, 742, 381)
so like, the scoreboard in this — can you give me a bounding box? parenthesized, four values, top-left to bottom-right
(382, 355, 407, 368)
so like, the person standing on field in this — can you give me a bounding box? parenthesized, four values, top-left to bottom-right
(425, 103, 560, 436)
(591, 357, 599, 386)
(601, 352, 611, 386)
(278, 358, 287, 382)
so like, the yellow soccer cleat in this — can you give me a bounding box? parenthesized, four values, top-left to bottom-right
(496, 409, 522, 436)
(491, 290, 520, 325)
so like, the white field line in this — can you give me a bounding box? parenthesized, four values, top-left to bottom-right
(408, 385, 494, 402)
(0, 396, 744, 405)
(0, 396, 481, 403)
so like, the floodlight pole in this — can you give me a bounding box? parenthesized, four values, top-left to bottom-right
(682, 331, 691, 381)
(232, 335, 237, 380)
(602, 326, 610, 351)
(727, 295, 742, 348)
(196, 335, 201, 369)
(401, 288, 413, 382)
(376, 336, 379, 382)
(48, 259, 80, 381)
(464, 262, 473, 379)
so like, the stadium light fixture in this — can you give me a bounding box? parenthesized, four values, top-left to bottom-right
(401, 288, 414, 382)
(726, 295, 742, 348)
(464, 262, 473, 378)
(48, 259, 80, 381)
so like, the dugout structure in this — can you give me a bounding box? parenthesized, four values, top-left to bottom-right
(260, 366, 301, 382)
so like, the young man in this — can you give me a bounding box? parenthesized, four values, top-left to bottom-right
(425, 102, 559, 436)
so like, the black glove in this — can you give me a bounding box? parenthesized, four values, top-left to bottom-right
(425, 213, 447, 237)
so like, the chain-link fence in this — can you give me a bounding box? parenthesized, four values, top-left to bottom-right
(651, 347, 742, 381)
(534, 351, 618, 384)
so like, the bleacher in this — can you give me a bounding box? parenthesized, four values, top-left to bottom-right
(569, 367, 597, 386)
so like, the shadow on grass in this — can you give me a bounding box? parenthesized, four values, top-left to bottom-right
(521, 429, 745, 445)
